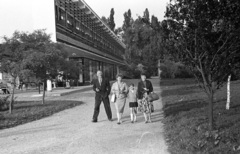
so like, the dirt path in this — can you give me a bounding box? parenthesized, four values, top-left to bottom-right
(0, 79, 169, 154)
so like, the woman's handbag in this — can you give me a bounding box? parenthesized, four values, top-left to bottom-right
(110, 94, 116, 103)
(148, 92, 159, 102)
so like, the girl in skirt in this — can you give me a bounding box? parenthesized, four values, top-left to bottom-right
(128, 83, 138, 123)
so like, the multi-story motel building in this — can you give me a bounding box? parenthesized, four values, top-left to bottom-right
(0, 0, 125, 88)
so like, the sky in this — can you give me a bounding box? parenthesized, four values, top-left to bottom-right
(85, 0, 170, 28)
(0, 0, 170, 42)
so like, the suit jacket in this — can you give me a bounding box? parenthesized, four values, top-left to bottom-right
(137, 80, 153, 99)
(93, 78, 111, 98)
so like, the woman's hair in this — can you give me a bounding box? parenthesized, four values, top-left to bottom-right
(141, 72, 147, 76)
(129, 83, 134, 87)
(116, 73, 123, 79)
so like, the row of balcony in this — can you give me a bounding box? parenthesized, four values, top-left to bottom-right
(56, 19, 123, 60)
(55, 6, 124, 59)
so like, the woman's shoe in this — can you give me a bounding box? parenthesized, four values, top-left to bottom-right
(117, 122, 121, 125)
(131, 121, 134, 123)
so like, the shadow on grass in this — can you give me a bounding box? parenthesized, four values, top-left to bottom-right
(0, 100, 83, 130)
(163, 99, 207, 117)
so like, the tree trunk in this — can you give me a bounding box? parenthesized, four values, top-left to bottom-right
(208, 92, 214, 130)
(38, 82, 41, 94)
(9, 81, 16, 114)
(42, 82, 45, 104)
(226, 74, 231, 110)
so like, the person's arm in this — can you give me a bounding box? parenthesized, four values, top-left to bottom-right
(92, 80, 97, 92)
(111, 83, 116, 94)
(149, 81, 153, 93)
(137, 82, 141, 99)
(106, 79, 111, 95)
(124, 83, 129, 95)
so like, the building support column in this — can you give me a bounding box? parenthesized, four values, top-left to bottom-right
(89, 60, 93, 82)
(117, 66, 120, 74)
(99, 62, 102, 71)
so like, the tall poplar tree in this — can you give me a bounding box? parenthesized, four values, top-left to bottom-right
(108, 8, 116, 31)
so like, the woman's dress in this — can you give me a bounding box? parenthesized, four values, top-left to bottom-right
(111, 82, 128, 113)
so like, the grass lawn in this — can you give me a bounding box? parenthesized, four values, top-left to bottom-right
(0, 100, 83, 130)
(161, 79, 240, 154)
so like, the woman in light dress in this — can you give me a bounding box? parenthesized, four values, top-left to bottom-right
(111, 73, 128, 124)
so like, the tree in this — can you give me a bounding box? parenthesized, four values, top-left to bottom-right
(108, 8, 116, 31)
(165, 0, 240, 130)
(101, 16, 109, 26)
(0, 31, 31, 113)
(122, 9, 132, 32)
(142, 8, 150, 24)
(121, 8, 167, 78)
(20, 30, 68, 104)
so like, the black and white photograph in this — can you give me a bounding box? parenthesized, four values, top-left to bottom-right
(0, 0, 239, 154)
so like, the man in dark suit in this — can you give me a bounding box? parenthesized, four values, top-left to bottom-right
(92, 70, 112, 122)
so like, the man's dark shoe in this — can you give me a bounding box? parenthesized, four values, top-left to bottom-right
(108, 118, 113, 122)
(92, 119, 97, 123)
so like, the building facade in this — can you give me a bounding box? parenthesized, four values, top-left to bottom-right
(0, 0, 125, 87)
(55, 0, 125, 84)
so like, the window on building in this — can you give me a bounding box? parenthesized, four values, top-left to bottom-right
(76, 20, 80, 30)
(60, 9, 66, 21)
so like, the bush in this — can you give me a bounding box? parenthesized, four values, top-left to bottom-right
(0, 96, 10, 111)
(120, 64, 151, 79)
(160, 60, 194, 79)
(175, 64, 194, 78)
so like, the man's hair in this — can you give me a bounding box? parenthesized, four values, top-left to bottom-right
(97, 70, 102, 74)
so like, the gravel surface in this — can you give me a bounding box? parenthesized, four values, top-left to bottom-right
(0, 79, 169, 154)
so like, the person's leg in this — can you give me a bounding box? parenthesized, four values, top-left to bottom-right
(133, 107, 137, 122)
(119, 99, 126, 123)
(103, 97, 112, 120)
(119, 113, 123, 123)
(114, 102, 120, 123)
(92, 95, 102, 121)
(148, 103, 152, 123)
(144, 113, 148, 123)
(150, 101, 154, 112)
(130, 108, 133, 122)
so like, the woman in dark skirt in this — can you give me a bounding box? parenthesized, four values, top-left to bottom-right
(128, 83, 138, 123)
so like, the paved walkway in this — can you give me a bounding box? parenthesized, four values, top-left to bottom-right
(0, 79, 169, 154)
(13, 86, 92, 98)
